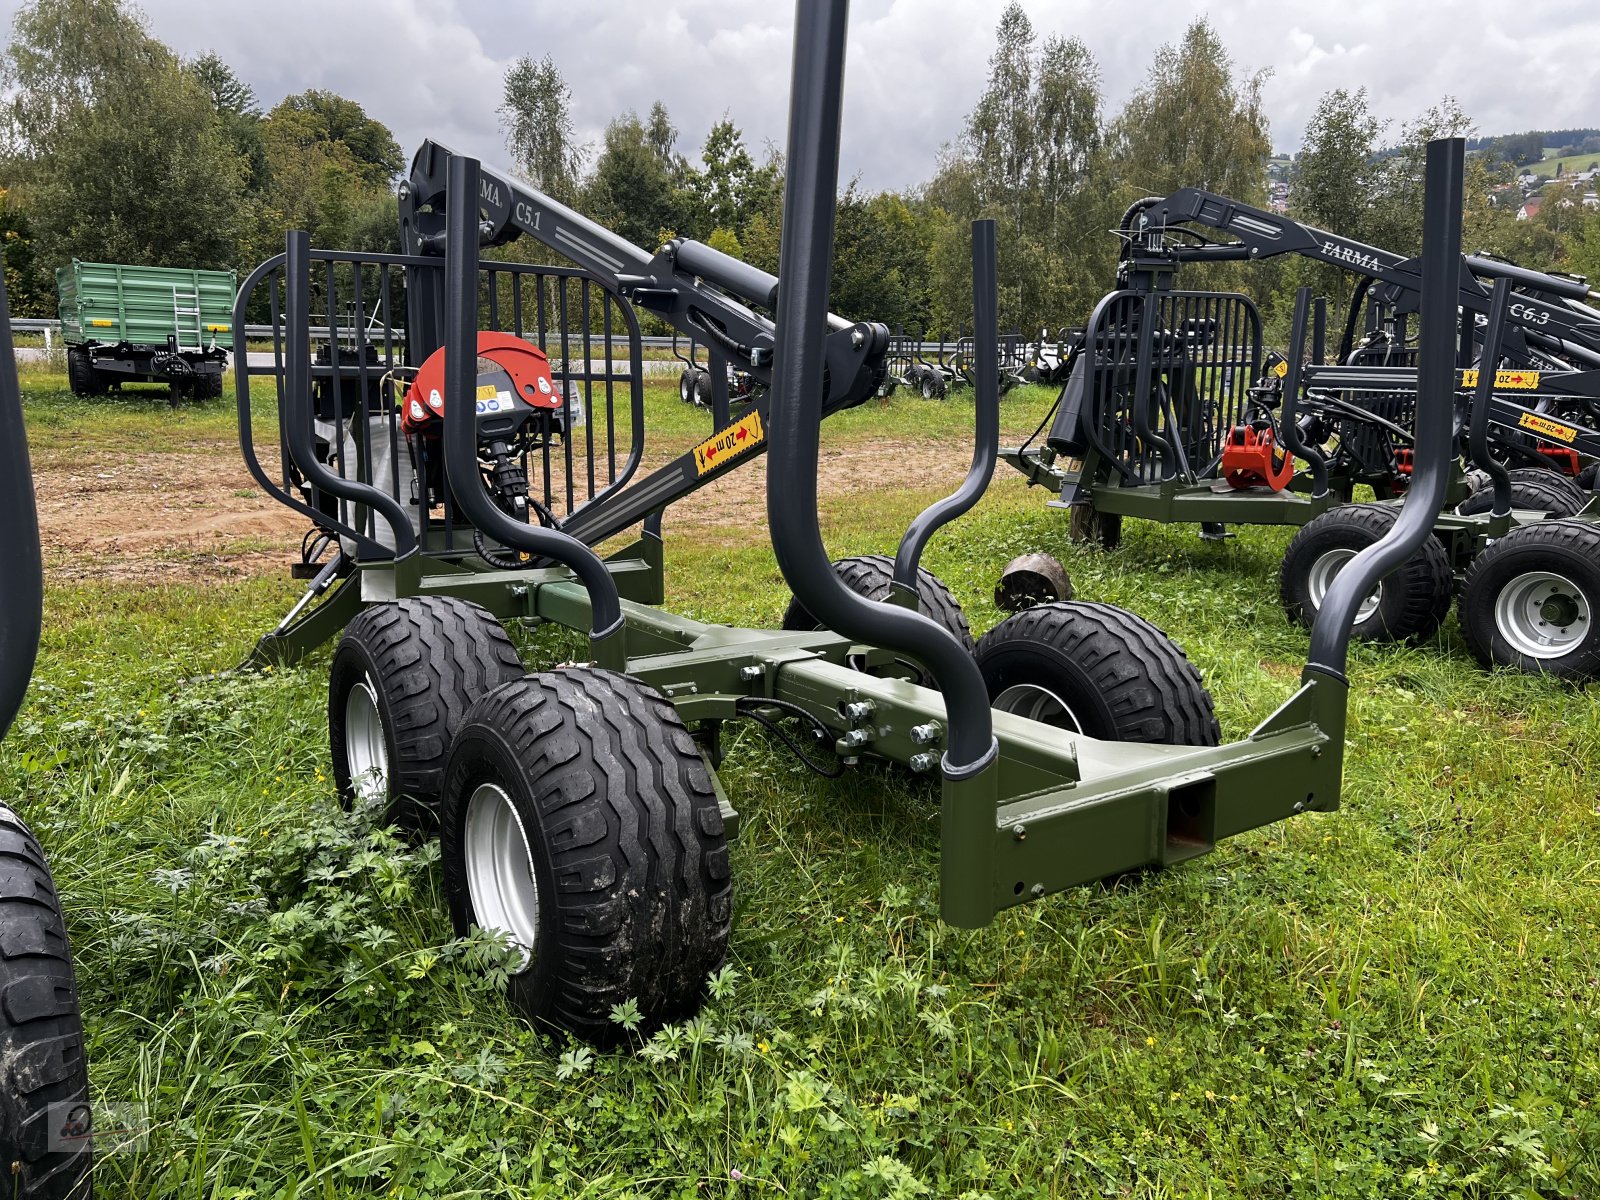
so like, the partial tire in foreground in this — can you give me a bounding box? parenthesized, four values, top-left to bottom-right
(439, 669, 731, 1045)
(328, 598, 525, 830)
(975, 601, 1220, 745)
(781, 554, 976, 682)
(1279, 503, 1453, 643)
(1458, 519, 1600, 681)
(1458, 467, 1587, 518)
(0, 805, 91, 1199)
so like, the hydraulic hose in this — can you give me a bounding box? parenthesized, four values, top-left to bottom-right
(764, 0, 995, 774)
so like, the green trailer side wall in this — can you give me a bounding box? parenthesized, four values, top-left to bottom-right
(56, 261, 237, 349)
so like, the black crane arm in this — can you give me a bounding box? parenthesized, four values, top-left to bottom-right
(1126, 188, 1600, 366)
(399, 139, 867, 390)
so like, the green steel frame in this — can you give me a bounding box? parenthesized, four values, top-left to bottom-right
(255, 529, 1346, 927)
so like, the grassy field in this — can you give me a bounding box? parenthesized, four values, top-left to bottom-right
(6, 368, 1600, 1198)
(1530, 149, 1600, 179)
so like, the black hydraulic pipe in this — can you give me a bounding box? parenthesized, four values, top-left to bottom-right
(893, 219, 1000, 589)
(765, 0, 994, 773)
(1308, 138, 1466, 679)
(1466, 254, 1591, 302)
(1468, 278, 1516, 519)
(283, 232, 417, 560)
(0, 270, 41, 740)
(1280, 287, 1330, 498)
(439, 153, 625, 641)
(673, 239, 780, 311)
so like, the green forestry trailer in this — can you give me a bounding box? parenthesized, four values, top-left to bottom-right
(228, 0, 1471, 1044)
(57, 259, 235, 401)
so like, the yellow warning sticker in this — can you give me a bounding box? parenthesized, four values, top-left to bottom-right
(89, 319, 113, 328)
(1273, 360, 1289, 378)
(1460, 368, 1541, 390)
(1518, 411, 1578, 443)
(475, 384, 499, 401)
(693, 409, 765, 475)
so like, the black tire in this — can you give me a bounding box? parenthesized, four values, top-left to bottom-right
(1068, 501, 1123, 551)
(439, 669, 731, 1045)
(64, 350, 102, 399)
(919, 372, 945, 401)
(328, 598, 525, 829)
(0, 805, 91, 1199)
(193, 370, 222, 401)
(678, 369, 700, 405)
(1458, 519, 1600, 681)
(975, 602, 1220, 745)
(1575, 462, 1598, 492)
(693, 370, 712, 407)
(1279, 503, 1453, 643)
(1458, 468, 1586, 518)
(780, 554, 976, 682)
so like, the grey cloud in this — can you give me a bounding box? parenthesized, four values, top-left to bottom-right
(4, 0, 1597, 189)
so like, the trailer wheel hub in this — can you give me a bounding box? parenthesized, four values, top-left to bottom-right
(992, 683, 1084, 735)
(343, 677, 389, 803)
(463, 782, 540, 972)
(1496, 570, 1590, 659)
(1308, 548, 1382, 624)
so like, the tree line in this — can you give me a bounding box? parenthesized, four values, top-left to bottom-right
(4, 0, 1600, 340)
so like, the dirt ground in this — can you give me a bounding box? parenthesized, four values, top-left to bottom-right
(32, 435, 974, 584)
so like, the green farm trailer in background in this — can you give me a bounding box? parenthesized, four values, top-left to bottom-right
(57, 260, 236, 401)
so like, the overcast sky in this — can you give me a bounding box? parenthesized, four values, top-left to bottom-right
(6, 0, 1599, 190)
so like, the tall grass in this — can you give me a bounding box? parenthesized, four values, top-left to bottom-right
(4, 377, 1597, 1197)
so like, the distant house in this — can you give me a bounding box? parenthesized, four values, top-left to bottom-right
(1518, 199, 1542, 221)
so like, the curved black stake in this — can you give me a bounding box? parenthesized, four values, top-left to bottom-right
(1468, 277, 1516, 519)
(283, 231, 417, 560)
(0, 269, 41, 738)
(1308, 138, 1466, 680)
(893, 219, 1000, 591)
(765, 0, 994, 774)
(439, 153, 626, 647)
(1280, 286, 1330, 498)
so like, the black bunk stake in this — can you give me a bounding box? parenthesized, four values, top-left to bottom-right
(763, 0, 998, 923)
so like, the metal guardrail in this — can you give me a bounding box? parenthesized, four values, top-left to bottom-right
(10, 316, 973, 356)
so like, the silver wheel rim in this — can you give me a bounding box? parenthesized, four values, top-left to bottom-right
(1493, 569, 1590, 660)
(463, 782, 539, 973)
(993, 683, 1085, 735)
(1308, 548, 1382, 623)
(343, 678, 389, 802)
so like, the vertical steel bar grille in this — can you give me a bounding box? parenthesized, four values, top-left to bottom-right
(234, 249, 646, 560)
(1084, 289, 1262, 485)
